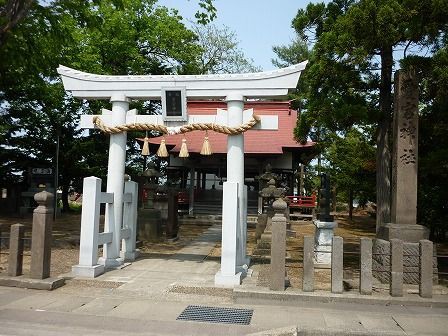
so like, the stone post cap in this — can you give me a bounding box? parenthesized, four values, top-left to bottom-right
(34, 191, 54, 207)
(272, 197, 287, 214)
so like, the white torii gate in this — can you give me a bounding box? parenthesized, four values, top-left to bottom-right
(58, 62, 307, 286)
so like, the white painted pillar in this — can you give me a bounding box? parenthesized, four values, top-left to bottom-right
(121, 180, 138, 261)
(215, 92, 247, 287)
(100, 93, 129, 268)
(225, 93, 249, 270)
(72, 176, 105, 277)
(215, 182, 240, 286)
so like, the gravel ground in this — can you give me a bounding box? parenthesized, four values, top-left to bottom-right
(0, 213, 211, 278)
(1, 212, 447, 292)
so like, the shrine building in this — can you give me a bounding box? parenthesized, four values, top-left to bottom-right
(144, 100, 316, 215)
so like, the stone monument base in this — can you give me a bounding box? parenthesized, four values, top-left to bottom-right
(138, 208, 162, 242)
(372, 238, 438, 285)
(314, 220, 337, 266)
(377, 223, 429, 242)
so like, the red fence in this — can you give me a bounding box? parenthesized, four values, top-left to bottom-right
(286, 194, 317, 209)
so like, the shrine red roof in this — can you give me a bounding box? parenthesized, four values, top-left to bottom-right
(147, 101, 314, 155)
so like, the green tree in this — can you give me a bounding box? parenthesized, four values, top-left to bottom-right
(326, 128, 376, 219)
(192, 23, 261, 74)
(0, 0, 208, 211)
(272, 36, 311, 69)
(289, 0, 447, 229)
(408, 46, 448, 240)
(0, 0, 33, 46)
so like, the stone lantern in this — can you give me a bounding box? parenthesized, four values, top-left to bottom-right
(314, 173, 337, 266)
(141, 162, 162, 210)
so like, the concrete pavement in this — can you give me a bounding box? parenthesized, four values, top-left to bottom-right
(0, 223, 447, 335)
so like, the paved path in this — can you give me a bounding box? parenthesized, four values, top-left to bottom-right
(97, 224, 222, 298)
(0, 223, 447, 335)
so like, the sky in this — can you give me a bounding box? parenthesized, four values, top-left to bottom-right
(158, 0, 314, 71)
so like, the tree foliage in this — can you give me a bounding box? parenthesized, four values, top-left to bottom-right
(192, 23, 261, 74)
(0, 0, 215, 211)
(0, 0, 33, 46)
(411, 45, 448, 240)
(326, 128, 376, 218)
(282, 0, 447, 231)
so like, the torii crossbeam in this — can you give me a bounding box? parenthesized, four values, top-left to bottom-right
(58, 62, 308, 286)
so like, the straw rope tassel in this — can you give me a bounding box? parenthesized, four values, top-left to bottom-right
(179, 138, 189, 158)
(157, 138, 169, 157)
(200, 131, 213, 155)
(141, 135, 150, 156)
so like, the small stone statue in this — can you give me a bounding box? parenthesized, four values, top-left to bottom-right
(257, 163, 279, 190)
(260, 179, 285, 213)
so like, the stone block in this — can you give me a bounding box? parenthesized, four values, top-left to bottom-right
(331, 236, 343, 294)
(377, 223, 429, 243)
(0, 275, 65, 290)
(8, 224, 25, 277)
(419, 240, 433, 298)
(390, 239, 403, 297)
(359, 238, 372, 295)
(373, 238, 438, 285)
(303, 236, 314, 292)
(270, 216, 287, 291)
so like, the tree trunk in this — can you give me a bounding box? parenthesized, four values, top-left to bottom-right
(348, 188, 354, 220)
(376, 45, 393, 233)
(61, 183, 70, 212)
(332, 186, 337, 212)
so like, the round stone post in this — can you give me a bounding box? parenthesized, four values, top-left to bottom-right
(30, 191, 53, 279)
(102, 93, 129, 267)
(226, 92, 249, 270)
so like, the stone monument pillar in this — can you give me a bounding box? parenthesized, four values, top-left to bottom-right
(378, 69, 428, 241)
(313, 173, 337, 266)
(374, 69, 435, 284)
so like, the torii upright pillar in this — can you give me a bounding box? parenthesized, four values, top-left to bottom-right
(215, 92, 249, 286)
(99, 94, 129, 267)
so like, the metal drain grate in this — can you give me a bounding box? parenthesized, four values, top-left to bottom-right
(176, 305, 253, 325)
